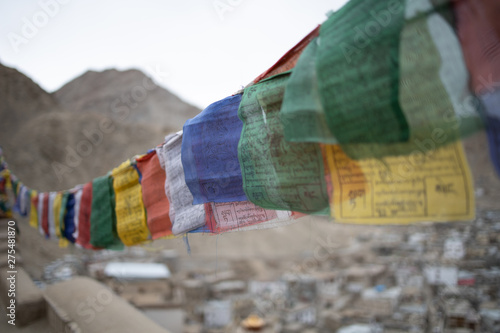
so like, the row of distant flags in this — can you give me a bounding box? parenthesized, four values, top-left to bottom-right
(0, 0, 499, 250)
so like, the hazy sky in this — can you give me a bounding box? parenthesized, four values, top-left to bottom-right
(0, 0, 348, 109)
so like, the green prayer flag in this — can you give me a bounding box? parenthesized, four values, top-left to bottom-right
(11, 178, 19, 197)
(317, 0, 409, 144)
(90, 175, 124, 250)
(238, 72, 329, 214)
(340, 4, 483, 160)
(281, 37, 338, 144)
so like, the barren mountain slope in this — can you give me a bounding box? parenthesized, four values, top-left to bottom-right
(0, 64, 202, 191)
(54, 68, 200, 131)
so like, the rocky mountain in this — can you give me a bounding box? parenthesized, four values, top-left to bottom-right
(54, 68, 200, 131)
(0, 63, 60, 144)
(0, 63, 200, 191)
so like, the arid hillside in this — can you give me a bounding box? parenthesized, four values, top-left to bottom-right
(54, 68, 200, 131)
(0, 63, 200, 191)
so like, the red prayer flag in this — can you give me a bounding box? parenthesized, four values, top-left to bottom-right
(42, 193, 49, 237)
(454, 0, 500, 94)
(76, 182, 94, 249)
(136, 151, 173, 239)
(252, 25, 320, 84)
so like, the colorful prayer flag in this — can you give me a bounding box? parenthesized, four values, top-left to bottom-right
(182, 94, 247, 204)
(161, 133, 207, 235)
(324, 142, 475, 224)
(316, 0, 409, 144)
(238, 72, 330, 214)
(112, 160, 150, 246)
(90, 175, 123, 249)
(136, 151, 174, 239)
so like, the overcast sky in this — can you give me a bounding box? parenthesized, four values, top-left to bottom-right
(0, 0, 347, 109)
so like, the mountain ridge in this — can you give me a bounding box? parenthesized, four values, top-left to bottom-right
(53, 67, 200, 131)
(0, 63, 200, 191)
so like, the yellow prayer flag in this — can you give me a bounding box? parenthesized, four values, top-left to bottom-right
(325, 142, 475, 224)
(53, 192, 62, 237)
(15, 182, 21, 196)
(29, 190, 38, 229)
(52, 192, 69, 248)
(2, 169, 12, 190)
(111, 160, 150, 246)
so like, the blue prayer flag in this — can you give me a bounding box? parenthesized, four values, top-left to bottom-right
(182, 94, 247, 204)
